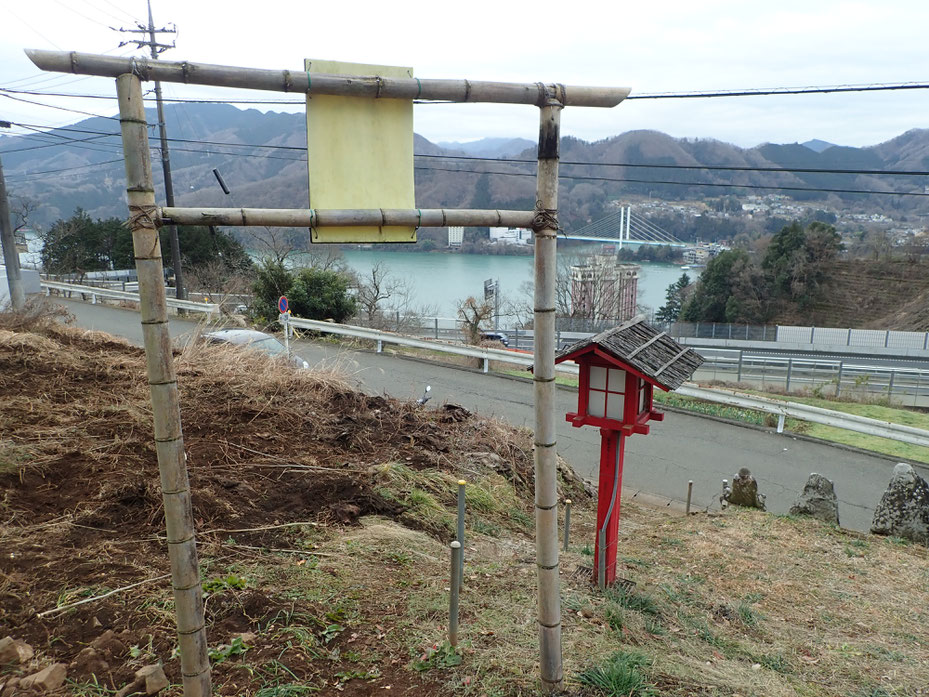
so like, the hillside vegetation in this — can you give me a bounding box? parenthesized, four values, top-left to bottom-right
(1, 306, 927, 696)
(6, 103, 929, 229)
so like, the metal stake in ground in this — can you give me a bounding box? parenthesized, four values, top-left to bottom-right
(449, 541, 462, 647)
(457, 480, 466, 586)
(115, 72, 210, 697)
(563, 499, 572, 552)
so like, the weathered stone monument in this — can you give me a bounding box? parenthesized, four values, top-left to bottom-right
(870, 463, 929, 546)
(790, 473, 840, 525)
(722, 468, 766, 510)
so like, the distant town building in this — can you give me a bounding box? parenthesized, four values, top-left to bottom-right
(448, 226, 464, 247)
(570, 255, 639, 321)
(488, 226, 532, 245)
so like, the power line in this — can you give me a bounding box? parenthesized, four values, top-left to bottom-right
(412, 164, 929, 198)
(6, 78, 929, 106)
(4, 158, 124, 180)
(10, 120, 929, 179)
(0, 92, 120, 121)
(626, 81, 929, 100)
(416, 153, 929, 178)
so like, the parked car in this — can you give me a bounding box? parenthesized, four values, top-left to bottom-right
(480, 331, 509, 347)
(203, 329, 309, 370)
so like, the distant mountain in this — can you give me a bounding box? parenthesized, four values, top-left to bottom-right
(3, 103, 928, 231)
(437, 137, 535, 158)
(802, 139, 837, 153)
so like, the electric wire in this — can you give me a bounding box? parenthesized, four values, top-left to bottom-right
(7, 118, 929, 179)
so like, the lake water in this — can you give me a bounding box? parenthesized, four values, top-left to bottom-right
(337, 249, 689, 319)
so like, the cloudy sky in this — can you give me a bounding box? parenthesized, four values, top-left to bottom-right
(1, 0, 928, 149)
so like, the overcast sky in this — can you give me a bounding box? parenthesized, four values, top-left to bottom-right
(2, 0, 928, 149)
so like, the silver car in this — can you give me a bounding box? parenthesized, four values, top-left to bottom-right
(203, 329, 310, 370)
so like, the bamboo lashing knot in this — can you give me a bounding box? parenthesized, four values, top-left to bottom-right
(127, 56, 148, 80)
(126, 205, 161, 231)
(415, 77, 423, 99)
(413, 209, 422, 238)
(531, 200, 560, 233)
(375, 76, 384, 98)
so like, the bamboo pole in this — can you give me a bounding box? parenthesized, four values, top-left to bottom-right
(160, 207, 535, 230)
(533, 97, 563, 693)
(26, 50, 630, 108)
(115, 73, 210, 697)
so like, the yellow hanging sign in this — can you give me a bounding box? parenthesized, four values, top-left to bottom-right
(305, 59, 416, 243)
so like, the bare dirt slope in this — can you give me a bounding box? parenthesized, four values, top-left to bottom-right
(0, 307, 583, 695)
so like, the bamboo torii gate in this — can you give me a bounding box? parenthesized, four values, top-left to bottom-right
(26, 48, 629, 696)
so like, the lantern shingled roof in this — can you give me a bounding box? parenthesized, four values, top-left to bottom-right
(554, 315, 704, 391)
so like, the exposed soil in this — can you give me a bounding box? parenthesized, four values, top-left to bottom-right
(0, 306, 585, 695)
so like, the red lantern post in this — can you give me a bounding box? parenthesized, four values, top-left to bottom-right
(554, 318, 703, 588)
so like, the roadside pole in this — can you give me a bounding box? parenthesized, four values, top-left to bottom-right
(532, 95, 564, 694)
(0, 130, 26, 310)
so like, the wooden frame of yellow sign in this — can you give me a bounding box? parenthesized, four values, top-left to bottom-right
(305, 59, 416, 243)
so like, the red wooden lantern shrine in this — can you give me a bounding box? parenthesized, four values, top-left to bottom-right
(554, 316, 704, 587)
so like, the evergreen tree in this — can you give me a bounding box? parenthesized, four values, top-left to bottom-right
(655, 273, 691, 323)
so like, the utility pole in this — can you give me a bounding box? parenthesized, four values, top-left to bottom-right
(0, 120, 26, 311)
(115, 1, 185, 299)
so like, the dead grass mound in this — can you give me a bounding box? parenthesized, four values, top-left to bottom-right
(0, 317, 585, 693)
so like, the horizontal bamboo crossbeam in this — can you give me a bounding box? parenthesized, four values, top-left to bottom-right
(26, 50, 630, 108)
(160, 207, 537, 229)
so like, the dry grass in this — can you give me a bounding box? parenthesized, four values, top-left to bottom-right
(2, 311, 928, 696)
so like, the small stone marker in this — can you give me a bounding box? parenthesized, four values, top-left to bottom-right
(0, 636, 33, 665)
(790, 473, 839, 525)
(115, 664, 170, 697)
(723, 468, 766, 510)
(20, 664, 67, 692)
(870, 463, 929, 546)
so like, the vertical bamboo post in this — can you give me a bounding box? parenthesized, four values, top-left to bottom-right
(115, 73, 211, 697)
(533, 96, 563, 694)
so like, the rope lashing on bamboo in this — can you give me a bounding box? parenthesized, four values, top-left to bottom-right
(127, 205, 160, 231)
(531, 200, 560, 234)
(127, 56, 148, 80)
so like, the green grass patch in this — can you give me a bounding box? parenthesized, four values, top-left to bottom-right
(576, 650, 653, 696)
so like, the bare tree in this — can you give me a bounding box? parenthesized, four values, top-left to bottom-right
(185, 259, 253, 312)
(356, 261, 404, 327)
(249, 226, 302, 265)
(457, 296, 494, 345)
(354, 261, 435, 332)
(10, 195, 38, 240)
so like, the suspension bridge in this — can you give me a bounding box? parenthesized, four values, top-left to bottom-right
(566, 207, 686, 247)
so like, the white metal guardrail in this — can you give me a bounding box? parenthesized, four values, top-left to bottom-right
(42, 280, 220, 315)
(35, 283, 929, 449)
(285, 316, 929, 449)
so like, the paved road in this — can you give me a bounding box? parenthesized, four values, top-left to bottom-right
(51, 298, 927, 533)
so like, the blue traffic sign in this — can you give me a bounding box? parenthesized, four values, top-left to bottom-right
(278, 296, 289, 314)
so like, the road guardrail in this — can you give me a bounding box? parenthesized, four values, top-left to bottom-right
(38, 282, 929, 450)
(42, 280, 220, 315)
(284, 316, 929, 449)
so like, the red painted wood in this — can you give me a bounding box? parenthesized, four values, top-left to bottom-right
(594, 429, 625, 586)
